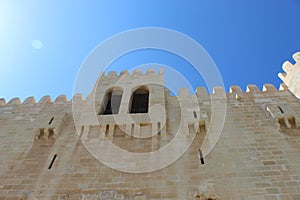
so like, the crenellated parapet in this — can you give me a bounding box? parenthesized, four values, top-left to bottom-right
(0, 59, 299, 140)
(0, 94, 76, 108)
(183, 84, 287, 98)
(100, 68, 163, 79)
(0, 83, 290, 109)
(278, 52, 300, 98)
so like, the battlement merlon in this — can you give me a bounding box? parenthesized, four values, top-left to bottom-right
(278, 52, 300, 98)
(99, 68, 164, 79)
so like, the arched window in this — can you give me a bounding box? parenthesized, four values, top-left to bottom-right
(129, 86, 149, 113)
(100, 87, 123, 115)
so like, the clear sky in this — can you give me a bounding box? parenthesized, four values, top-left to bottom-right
(1, 0, 300, 101)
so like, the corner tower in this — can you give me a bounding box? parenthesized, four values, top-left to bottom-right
(279, 52, 300, 98)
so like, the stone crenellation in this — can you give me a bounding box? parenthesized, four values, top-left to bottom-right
(0, 83, 293, 107)
(101, 68, 164, 79)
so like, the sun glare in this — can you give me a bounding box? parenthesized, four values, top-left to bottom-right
(0, 2, 12, 39)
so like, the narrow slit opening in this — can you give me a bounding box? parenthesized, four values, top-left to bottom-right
(48, 117, 54, 125)
(199, 149, 205, 164)
(278, 106, 284, 113)
(48, 154, 57, 169)
(193, 111, 197, 119)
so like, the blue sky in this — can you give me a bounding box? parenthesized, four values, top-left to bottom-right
(0, 0, 300, 101)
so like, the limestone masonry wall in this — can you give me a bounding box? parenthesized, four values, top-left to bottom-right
(0, 52, 300, 199)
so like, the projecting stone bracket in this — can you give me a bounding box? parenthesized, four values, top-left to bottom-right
(276, 116, 298, 130)
(264, 104, 300, 130)
(33, 113, 68, 141)
(34, 128, 56, 141)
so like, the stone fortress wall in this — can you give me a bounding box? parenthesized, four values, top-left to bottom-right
(0, 52, 299, 199)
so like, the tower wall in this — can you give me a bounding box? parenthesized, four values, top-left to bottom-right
(0, 53, 300, 199)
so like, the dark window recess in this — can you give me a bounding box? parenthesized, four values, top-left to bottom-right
(48, 117, 54, 125)
(102, 91, 122, 115)
(105, 124, 109, 135)
(199, 149, 204, 164)
(157, 122, 161, 135)
(193, 111, 197, 119)
(131, 123, 134, 137)
(130, 88, 149, 113)
(278, 106, 284, 113)
(48, 154, 57, 169)
(80, 126, 84, 136)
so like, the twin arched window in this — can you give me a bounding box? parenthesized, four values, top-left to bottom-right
(100, 86, 149, 115)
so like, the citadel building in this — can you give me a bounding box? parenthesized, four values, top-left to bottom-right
(0, 52, 300, 199)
